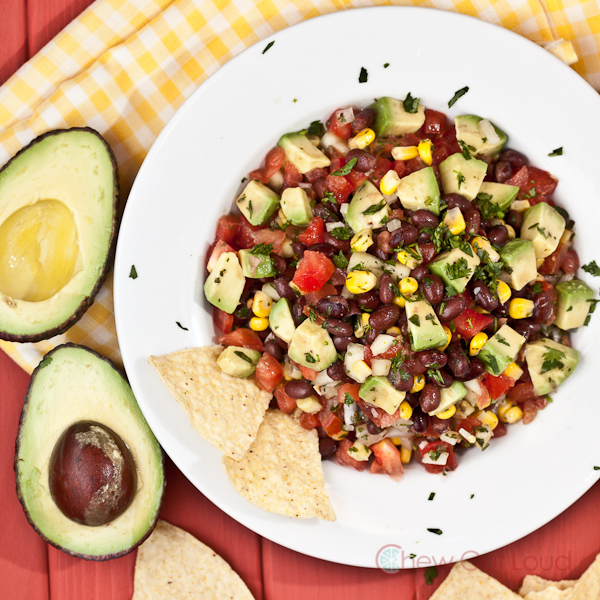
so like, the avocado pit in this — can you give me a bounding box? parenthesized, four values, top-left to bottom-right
(49, 420, 137, 527)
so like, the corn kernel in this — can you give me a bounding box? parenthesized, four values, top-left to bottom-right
(496, 280, 512, 304)
(361, 313, 370, 327)
(471, 236, 500, 262)
(252, 290, 273, 317)
(469, 332, 488, 356)
(474, 306, 491, 315)
(392, 295, 406, 308)
(444, 206, 466, 235)
(348, 128, 376, 150)
(249, 316, 269, 331)
(410, 374, 425, 393)
(477, 410, 499, 430)
(380, 169, 401, 195)
(437, 325, 452, 351)
(399, 400, 413, 420)
(397, 250, 421, 270)
(497, 400, 514, 422)
(400, 276, 419, 296)
(509, 298, 535, 319)
(352, 360, 373, 381)
(386, 326, 401, 336)
(391, 145, 419, 161)
(400, 446, 412, 464)
(390, 437, 402, 445)
(511, 199, 531, 212)
(418, 139, 434, 166)
(503, 406, 524, 424)
(437, 404, 457, 420)
(505, 224, 516, 239)
(503, 362, 524, 381)
(346, 270, 378, 294)
(536, 257, 545, 269)
(351, 228, 373, 252)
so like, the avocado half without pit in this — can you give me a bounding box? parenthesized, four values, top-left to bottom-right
(0, 128, 119, 342)
(15, 344, 165, 560)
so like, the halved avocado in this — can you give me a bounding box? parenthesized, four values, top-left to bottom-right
(15, 344, 165, 560)
(0, 128, 119, 342)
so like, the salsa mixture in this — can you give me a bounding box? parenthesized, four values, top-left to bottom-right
(204, 94, 593, 480)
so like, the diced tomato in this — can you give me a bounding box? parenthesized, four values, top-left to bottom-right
(299, 412, 320, 430)
(505, 165, 530, 190)
(206, 239, 235, 272)
(528, 166, 558, 196)
(539, 242, 569, 275)
(304, 283, 337, 306)
(337, 382, 361, 406)
(327, 109, 353, 139)
(484, 373, 516, 401)
(250, 228, 286, 253)
(264, 146, 286, 180)
(274, 387, 297, 414)
(298, 217, 325, 246)
(393, 160, 407, 178)
(329, 150, 345, 173)
(422, 109, 447, 138)
(370, 440, 403, 481)
(522, 397, 549, 424)
(212, 307, 233, 334)
(324, 174, 354, 204)
(418, 440, 458, 474)
(318, 408, 344, 438)
(369, 336, 408, 361)
(305, 167, 329, 183)
(236, 215, 262, 249)
(283, 161, 302, 188)
(255, 352, 284, 392)
(452, 308, 494, 340)
(370, 459, 386, 475)
(455, 415, 482, 436)
(507, 381, 539, 403)
(294, 362, 319, 381)
(404, 157, 427, 176)
(347, 169, 367, 190)
(336, 438, 368, 471)
(292, 251, 336, 294)
(436, 125, 461, 155)
(358, 399, 401, 429)
(218, 328, 264, 353)
(216, 214, 240, 245)
(369, 157, 393, 187)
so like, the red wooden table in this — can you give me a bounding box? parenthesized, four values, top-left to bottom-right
(1, 2, 600, 598)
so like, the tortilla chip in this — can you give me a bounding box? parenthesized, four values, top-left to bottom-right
(430, 562, 521, 599)
(569, 553, 600, 600)
(222, 409, 336, 521)
(149, 346, 271, 461)
(520, 575, 576, 596)
(132, 520, 254, 599)
(522, 589, 572, 599)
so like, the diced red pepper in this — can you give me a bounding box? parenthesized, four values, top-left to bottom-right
(255, 352, 284, 392)
(274, 387, 297, 414)
(215, 214, 240, 245)
(336, 438, 368, 471)
(218, 328, 264, 353)
(298, 217, 325, 246)
(327, 109, 353, 139)
(212, 307, 233, 334)
(418, 440, 458, 474)
(452, 308, 494, 340)
(318, 409, 344, 438)
(292, 251, 335, 294)
(484, 373, 516, 401)
(299, 412, 320, 430)
(370, 439, 403, 481)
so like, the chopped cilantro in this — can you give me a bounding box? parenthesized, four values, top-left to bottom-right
(427, 528, 443, 535)
(129, 265, 138, 279)
(390, 355, 405, 373)
(448, 86, 469, 108)
(330, 227, 352, 240)
(531, 282, 543, 295)
(458, 140, 476, 160)
(235, 306, 250, 319)
(331, 157, 358, 176)
(595, 466, 600, 471)
(447, 257, 471, 280)
(425, 566, 438, 586)
(383, 62, 390, 68)
(470, 494, 475, 499)
(307, 120, 325, 137)
(428, 492, 435, 501)
(582, 261, 600, 276)
(322, 191, 336, 203)
(549, 147, 563, 157)
(358, 67, 368, 83)
(344, 393, 355, 405)
(262, 41, 275, 54)
(427, 368, 444, 385)
(496, 335, 509, 346)
(409, 315, 420, 327)
(248, 200, 253, 217)
(250, 242, 274, 256)
(362, 199, 387, 215)
(176, 321, 189, 331)
(403, 92, 420, 114)
(333, 251, 349, 269)
(234, 351, 253, 363)
(409, 553, 417, 559)
(454, 170, 465, 190)
(476, 194, 505, 221)
(487, 354, 500, 375)
(541, 347, 566, 373)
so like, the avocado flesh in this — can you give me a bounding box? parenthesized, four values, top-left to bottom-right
(15, 344, 165, 560)
(0, 128, 118, 342)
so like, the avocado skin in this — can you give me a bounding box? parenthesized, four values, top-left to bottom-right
(14, 344, 165, 561)
(0, 128, 119, 343)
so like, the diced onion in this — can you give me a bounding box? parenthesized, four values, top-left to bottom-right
(370, 334, 396, 356)
(387, 219, 403, 233)
(340, 203, 349, 218)
(422, 451, 449, 466)
(371, 358, 392, 377)
(315, 370, 335, 386)
(440, 431, 460, 446)
(344, 402, 359, 426)
(478, 119, 501, 145)
(459, 428, 477, 444)
(336, 107, 355, 124)
(344, 343, 365, 382)
(326, 221, 345, 232)
(320, 131, 350, 156)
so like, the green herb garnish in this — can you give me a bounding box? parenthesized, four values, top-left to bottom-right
(362, 199, 387, 215)
(447, 257, 471, 280)
(234, 351, 253, 363)
(403, 92, 420, 114)
(428, 492, 435, 501)
(358, 67, 368, 83)
(333, 251, 349, 269)
(409, 315, 420, 327)
(176, 321, 189, 331)
(129, 265, 138, 279)
(541, 347, 566, 373)
(582, 261, 600, 276)
(330, 227, 352, 240)
(262, 41, 275, 54)
(331, 157, 358, 176)
(425, 566, 438, 586)
(549, 147, 563, 156)
(427, 528, 443, 535)
(454, 170, 465, 190)
(448, 86, 469, 108)
(305, 353, 317, 364)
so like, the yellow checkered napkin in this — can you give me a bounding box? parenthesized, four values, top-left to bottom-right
(1, 0, 599, 374)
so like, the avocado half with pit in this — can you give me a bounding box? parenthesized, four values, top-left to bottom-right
(0, 128, 118, 342)
(15, 344, 165, 560)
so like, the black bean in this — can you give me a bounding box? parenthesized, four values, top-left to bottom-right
(367, 421, 382, 434)
(324, 231, 350, 253)
(333, 335, 358, 352)
(308, 243, 334, 258)
(356, 290, 381, 310)
(389, 223, 418, 248)
(472, 279, 499, 311)
(379, 274, 395, 305)
(319, 437, 338, 460)
(327, 360, 345, 381)
(448, 352, 469, 378)
(499, 149, 528, 169)
(264, 340, 282, 361)
(292, 297, 307, 326)
(314, 177, 327, 200)
(369, 305, 400, 331)
(420, 384, 441, 413)
(427, 369, 453, 388)
(513, 319, 541, 341)
(273, 333, 289, 350)
(372, 246, 389, 261)
(444, 193, 471, 212)
(346, 301, 361, 317)
(494, 299, 510, 318)
(325, 319, 353, 337)
(411, 409, 429, 434)
(495, 161, 513, 183)
(365, 326, 381, 345)
(272, 255, 287, 275)
(506, 210, 522, 231)
(417, 349, 447, 368)
(417, 230, 432, 243)
(406, 392, 420, 408)
(411, 265, 430, 282)
(431, 415, 450, 435)
(388, 366, 414, 392)
(411, 209, 439, 230)
(487, 226, 509, 247)
(421, 274, 444, 305)
(351, 108, 375, 132)
(436, 295, 466, 322)
(533, 291, 555, 325)
(312, 203, 338, 222)
(285, 380, 313, 399)
(274, 276, 297, 303)
(457, 357, 485, 381)
(317, 295, 349, 319)
(292, 241, 306, 260)
(345, 149, 377, 172)
(464, 209, 481, 235)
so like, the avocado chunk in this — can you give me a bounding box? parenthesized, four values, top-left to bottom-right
(238, 248, 277, 279)
(346, 252, 410, 289)
(269, 298, 296, 343)
(454, 115, 507, 156)
(429, 247, 481, 294)
(371, 96, 425, 136)
(217, 346, 261, 378)
(345, 181, 391, 233)
(288, 319, 337, 371)
(0, 129, 119, 343)
(520, 202, 566, 259)
(554, 280, 594, 330)
(278, 132, 331, 174)
(204, 252, 245, 314)
(525, 338, 579, 395)
(280, 187, 313, 226)
(477, 182, 519, 212)
(438, 153, 487, 200)
(396, 167, 441, 215)
(429, 381, 467, 416)
(359, 376, 406, 415)
(478, 325, 526, 376)
(15, 344, 165, 560)
(499, 239, 537, 291)
(405, 300, 447, 351)
(236, 180, 280, 226)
